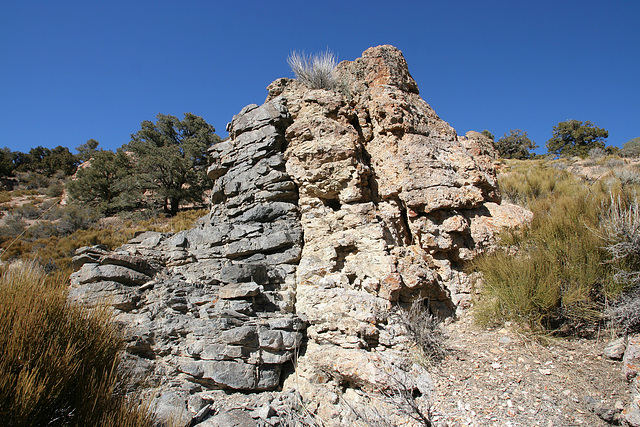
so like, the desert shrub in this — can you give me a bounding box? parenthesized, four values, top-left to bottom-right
(273, 391, 324, 427)
(24, 221, 59, 240)
(613, 168, 640, 186)
(0, 191, 11, 203)
(20, 172, 52, 191)
(0, 261, 153, 426)
(287, 49, 338, 90)
(46, 204, 99, 235)
(344, 356, 434, 427)
(396, 300, 446, 363)
(606, 289, 640, 334)
(472, 160, 625, 333)
(622, 137, 640, 158)
(599, 195, 640, 272)
(45, 179, 65, 197)
(549, 160, 569, 171)
(604, 157, 625, 168)
(588, 147, 607, 159)
(0, 214, 27, 241)
(12, 202, 41, 220)
(598, 196, 640, 333)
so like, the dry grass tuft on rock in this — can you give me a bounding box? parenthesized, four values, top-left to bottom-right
(0, 261, 153, 427)
(287, 49, 338, 90)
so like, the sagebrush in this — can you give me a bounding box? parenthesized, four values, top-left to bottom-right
(399, 300, 446, 363)
(599, 195, 640, 333)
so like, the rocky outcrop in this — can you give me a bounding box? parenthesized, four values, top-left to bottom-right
(69, 99, 307, 425)
(68, 45, 531, 426)
(265, 45, 530, 422)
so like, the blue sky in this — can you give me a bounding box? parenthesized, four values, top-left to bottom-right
(1, 1, 639, 155)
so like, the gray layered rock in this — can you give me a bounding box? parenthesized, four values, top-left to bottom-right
(69, 98, 306, 426)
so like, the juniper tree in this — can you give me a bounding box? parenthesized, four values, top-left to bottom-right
(495, 129, 537, 159)
(546, 120, 608, 157)
(67, 150, 139, 215)
(124, 113, 220, 215)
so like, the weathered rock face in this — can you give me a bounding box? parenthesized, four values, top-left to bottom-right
(260, 45, 531, 422)
(69, 45, 531, 426)
(69, 99, 308, 425)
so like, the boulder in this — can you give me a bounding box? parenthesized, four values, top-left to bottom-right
(604, 337, 626, 360)
(219, 282, 261, 299)
(625, 335, 640, 381)
(71, 263, 151, 287)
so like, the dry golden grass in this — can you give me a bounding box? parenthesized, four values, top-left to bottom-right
(0, 261, 154, 426)
(0, 208, 209, 275)
(137, 208, 208, 233)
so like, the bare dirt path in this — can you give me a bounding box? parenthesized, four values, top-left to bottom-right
(430, 313, 628, 427)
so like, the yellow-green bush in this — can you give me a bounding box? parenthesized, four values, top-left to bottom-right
(472, 160, 634, 333)
(0, 261, 153, 426)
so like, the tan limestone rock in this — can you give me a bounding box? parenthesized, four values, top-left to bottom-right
(272, 45, 531, 422)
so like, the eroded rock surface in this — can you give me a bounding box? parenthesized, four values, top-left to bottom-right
(69, 99, 307, 425)
(267, 45, 530, 422)
(69, 45, 531, 426)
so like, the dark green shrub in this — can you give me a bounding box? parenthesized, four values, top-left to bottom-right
(546, 120, 608, 157)
(495, 129, 537, 159)
(45, 180, 65, 197)
(67, 150, 141, 215)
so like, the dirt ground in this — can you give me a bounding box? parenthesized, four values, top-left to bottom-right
(430, 313, 628, 427)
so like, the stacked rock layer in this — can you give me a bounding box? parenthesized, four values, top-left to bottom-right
(68, 45, 531, 426)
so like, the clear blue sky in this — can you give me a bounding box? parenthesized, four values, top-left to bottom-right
(1, 1, 639, 155)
